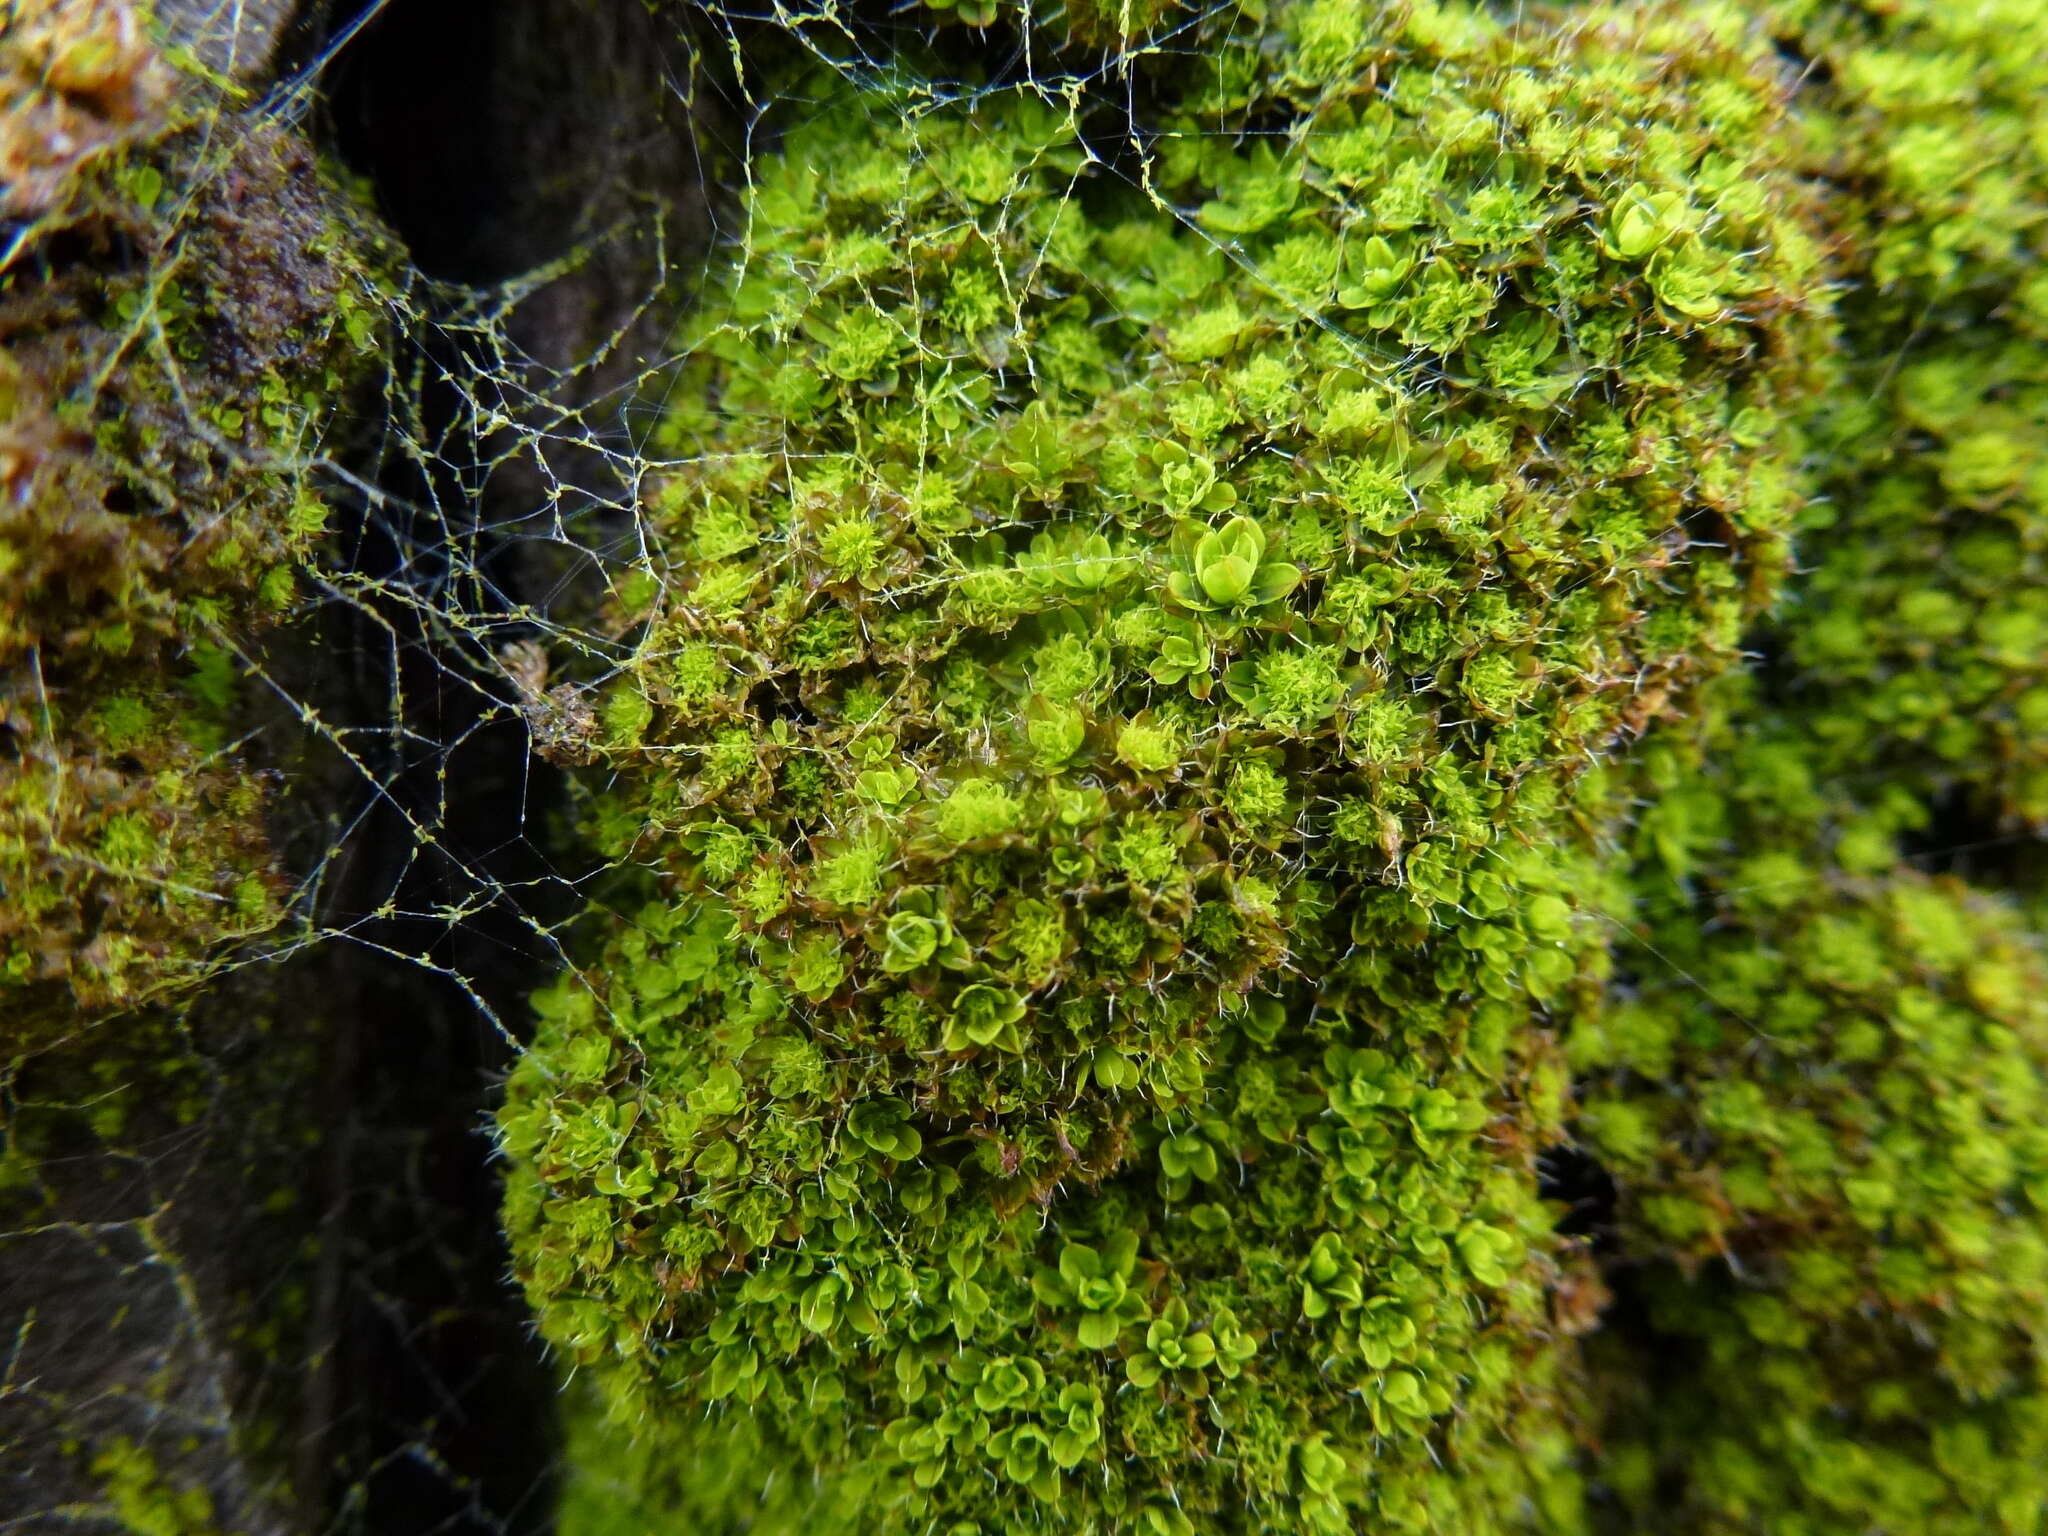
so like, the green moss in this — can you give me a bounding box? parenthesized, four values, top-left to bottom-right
(1757, 0, 2048, 831)
(1561, 4, 2048, 1527)
(91, 1438, 221, 1536)
(502, 1, 1831, 1529)
(1571, 688, 2048, 1533)
(0, 9, 393, 1054)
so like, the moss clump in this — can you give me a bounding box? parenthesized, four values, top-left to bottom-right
(500, 1, 1833, 1529)
(1572, 710, 2048, 1533)
(1560, 3, 2048, 1529)
(91, 1436, 223, 1536)
(0, 0, 392, 1051)
(1765, 0, 2048, 831)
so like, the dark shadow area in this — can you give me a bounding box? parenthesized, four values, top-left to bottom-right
(246, 271, 575, 1536)
(323, 0, 593, 283)
(1538, 1142, 1620, 1247)
(323, 0, 708, 284)
(1573, 1260, 1708, 1533)
(1896, 782, 2048, 893)
(272, 583, 577, 1536)
(261, 0, 719, 1529)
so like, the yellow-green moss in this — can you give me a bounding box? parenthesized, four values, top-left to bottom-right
(501, 1, 1833, 1529)
(0, 2, 393, 1052)
(1563, 3, 2048, 1528)
(91, 1437, 222, 1536)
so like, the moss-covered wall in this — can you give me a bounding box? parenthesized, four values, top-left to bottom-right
(7, 0, 2048, 1531)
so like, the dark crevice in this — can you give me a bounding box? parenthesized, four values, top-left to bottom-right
(1770, 30, 1833, 92)
(324, 0, 582, 283)
(259, 336, 572, 1533)
(1896, 782, 2048, 891)
(324, 0, 705, 284)
(1575, 1260, 1709, 1525)
(1539, 1141, 1620, 1247)
(274, 0, 714, 1529)
(755, 675, 822, 731)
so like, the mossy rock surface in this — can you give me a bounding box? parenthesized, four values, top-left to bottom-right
(8, 0, 2048, 1532)
(1, 0, 394, 1051)
(3, 3, 400, 1528)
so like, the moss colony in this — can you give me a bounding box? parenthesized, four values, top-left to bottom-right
(1573, 0, 2048, 1528)
(1, 0, 391, 1047)
(11, 0, 2045, 1530)
(497, 0, 1852, 1528)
